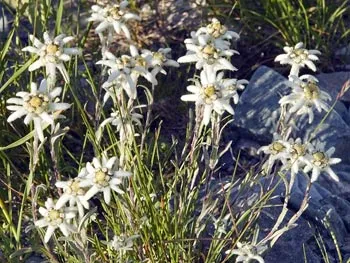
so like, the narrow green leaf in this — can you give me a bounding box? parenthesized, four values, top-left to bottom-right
(55, 0, 64, 35)
(0, 123, 49, 151)
(0, 56, 37, 94)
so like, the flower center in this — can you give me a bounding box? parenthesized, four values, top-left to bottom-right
(291, 143, 306, 159)
(94, 168, 110, 187)
(47, 209, 63, 226)
(201, 45, 219, 61)
(270, 141, 285, 154)
(66, 179, 85, 195)
(48, 210, 60, 220)
(207, 20, 227, 38)
(312, 151, 328, 168)
(24, 94, 49, 114)
(134, 56, 147, 68)
(107, 5, 124, 20)
(46, 44, 59, 55)
(119, 56, 132, 69)
(203, 84, 220, 104)
(290, 49, 308, 63)
(303, 82, 320, 100)
(153, 52, 166, 64)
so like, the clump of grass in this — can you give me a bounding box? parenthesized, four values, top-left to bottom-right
(0, 1, 345, 262)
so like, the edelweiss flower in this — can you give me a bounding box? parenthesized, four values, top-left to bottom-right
(274, 42, 321, 77)
(257, 134, 290, 173)
(178, 42, 238, 72)
(88, 1, 140, 39)
(55, 178, 90, 218)
(35, 198, 77, 243)
(99, 106, 143, 142)
(304, 145, 341, 182)
(79, 154, 132, 204)
(181, 69, 236, 125)
(283, 137, 310, 176)
(97, 45, 156, 99)
(22, 32, 81, 83)
(221, 78, 249, 104)
(195, 18, 239, 50)
(279, 75, 331, 123)
(141, 48, 179, 77)
(225, 242, 265, 263)
(106, 234, 139, 252)
(6, 79, 71, 142)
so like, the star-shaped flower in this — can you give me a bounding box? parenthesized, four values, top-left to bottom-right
(257, 133, 290, 174)
(88, 1, 140, 39)
(181, 69, 237, 125)
(6, 79, 71, 141)
(97, 45, 156, 100)
(35, 198, 77, 243)
(55, 178, 90, 218)
(79, 154, 132, 205)
(279, 75, 331, 123)
(275, 42, 321, 77)
(22, 32, 81, 83)
(304, 145, 341, 182)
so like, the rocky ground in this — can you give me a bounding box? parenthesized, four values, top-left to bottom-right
(1, 1, 350, 262)
(227, 66, 350, 263)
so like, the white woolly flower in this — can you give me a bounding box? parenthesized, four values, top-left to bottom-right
(106, 234, 139, 252)
(195, 18, 239, 50)
(98, 106, 143, 142)
(79, 154, 132, 205)
(141, 48, 179, 78)
(55, 178, 90, 219)
(22, 32, 81, 83)
(97, 45, 156, 100)
(225, 242, 265, 263)
(283, 137, 310, 177)
(35, 198, 77, 243)
(221, 78, 249, 104)
(88, 1, 140, 39)
(257, 133, 290, 174)
(6, 79, 71, 142)
(274, 42, 321, 77)
(304, 145, 341, 182)
(177, 40, 238, 72)
(279, 75, 331, 123)
(181, 69, 237, 125)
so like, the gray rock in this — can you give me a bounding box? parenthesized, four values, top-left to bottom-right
(233, 66, 350, 186)
(228, 65, 350, 262)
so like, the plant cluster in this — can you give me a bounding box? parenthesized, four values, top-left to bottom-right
(0, 0, 345, 262)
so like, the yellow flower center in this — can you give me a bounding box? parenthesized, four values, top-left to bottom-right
(207, 20, 227, 38)
(135, 56, 147, 67)
(202, 45, 216, 56)
(201, 45, 220, 63)
(204, 85, 216, 97)
(303, 82, 320, 100)
(66, 180, 85, 195)
(107, 5, 124, 20)
(203, 84, 220, 104)
(290, 49, 308, 63)
(48, 210, 61, 221)
(120, 56, 132, 68)
(25, 94, 49, 114)
(153, 52, 165, 63)
(94, 169, 110, 187)
(291, 143, 306, 158)
(29, 96, 43, 108)
(312, 151, 328, 167)
(46, 44, 59, 55)
(270, 141, 285, 154)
